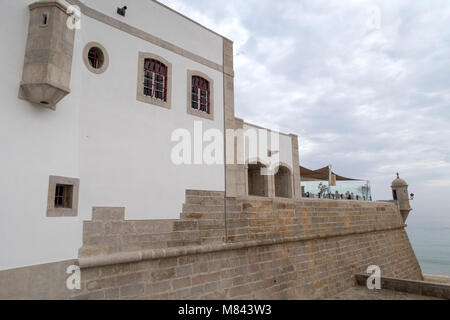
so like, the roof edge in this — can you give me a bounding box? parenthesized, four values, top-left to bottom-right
(151, 0, 233, 43)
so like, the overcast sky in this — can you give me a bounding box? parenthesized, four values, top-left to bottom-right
(160, 0, 450, 217)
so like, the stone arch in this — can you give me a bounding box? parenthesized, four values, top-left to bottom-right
(246, 161, 269, 197)
(274, 164, 292, 198)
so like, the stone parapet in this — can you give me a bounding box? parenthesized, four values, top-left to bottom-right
(355, 274, 450, 300)
(79, 224, 407, 269)
(71, 190, 422, 300)
(72, 227, 421, 299)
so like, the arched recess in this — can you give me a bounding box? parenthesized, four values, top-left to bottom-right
(274, 165, 292, 198)
(247, 162, 269, 197)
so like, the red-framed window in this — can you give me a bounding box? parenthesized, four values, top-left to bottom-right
(54, 184, 73, 208)
(191, 76, 210, 113)
(143, 58, 168, 101)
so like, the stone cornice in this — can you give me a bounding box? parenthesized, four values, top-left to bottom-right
(29, 1, 68, 13)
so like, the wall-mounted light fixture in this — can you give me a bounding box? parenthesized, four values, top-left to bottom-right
(117, 6, 127, 17)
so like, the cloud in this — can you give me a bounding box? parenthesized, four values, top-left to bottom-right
(425, 179, 450, 188)
(159, 0, 450, 214)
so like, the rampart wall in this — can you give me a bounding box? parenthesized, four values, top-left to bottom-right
(70, 190, 422, 299)
(0, 190, 422, 299)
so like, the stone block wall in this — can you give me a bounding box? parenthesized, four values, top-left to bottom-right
(80, 208, 200, 257)
(73, 229, 421, 300)
(224, 197, 405, 242)
(71, 191, 422, 300)
(354, 274, 450, 300)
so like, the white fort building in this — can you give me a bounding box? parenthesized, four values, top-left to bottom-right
(0, 0, 301, 274)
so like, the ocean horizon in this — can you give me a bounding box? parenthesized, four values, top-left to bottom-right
(406, 214, 450, 277)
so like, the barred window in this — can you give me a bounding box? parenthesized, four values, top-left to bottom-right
(54, 184, 73, 208)
(47, 176, 80, 217)
(88, 47, 104, 69)
(143, 58, 168, 102)
(191, 76, 210, 114)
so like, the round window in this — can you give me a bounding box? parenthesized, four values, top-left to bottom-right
(83, 42, 109, 74)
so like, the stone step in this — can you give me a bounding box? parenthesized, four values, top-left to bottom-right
(83, 219, 199, 246)
(224, 212, 248, 219)
(198, 219, 225, 230)
(182, 204, 243, 213)
(170, 230, 201, 242)
(226, 219, 249, 228)
(173, 220, 199, 231)
(182, 204, 225, 213)
(129, 219, 177, 234)
(82, 228, 202, 253)
(185, 195, 225, 206)
(199, 229, 225, 238)
(180, 211, 224, 220)
(185, 190, 225, 197)
(83, 219, 177, 238)
(121, 232, 174, 244)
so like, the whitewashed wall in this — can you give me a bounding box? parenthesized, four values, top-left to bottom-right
(83, 0, 223, 65)
(0, 0, 224, 270)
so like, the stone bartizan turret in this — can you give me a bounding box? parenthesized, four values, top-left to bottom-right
(391, 173, 412, 222)
(19, 1, 76, 109)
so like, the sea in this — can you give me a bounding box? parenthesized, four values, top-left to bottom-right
(406, 214, 450, 277)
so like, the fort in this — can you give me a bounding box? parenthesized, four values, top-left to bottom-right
(0, 0, 448, 300)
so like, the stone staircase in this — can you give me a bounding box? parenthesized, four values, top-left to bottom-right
(79, 208, 200, 257)
(79, 190, 228, 258)
(79, 189, 402, 259)
(181, 190, 226, 244)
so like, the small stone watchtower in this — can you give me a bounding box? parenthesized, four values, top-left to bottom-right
(391, 173, 412, 222)
(19, 1, 76, 109)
